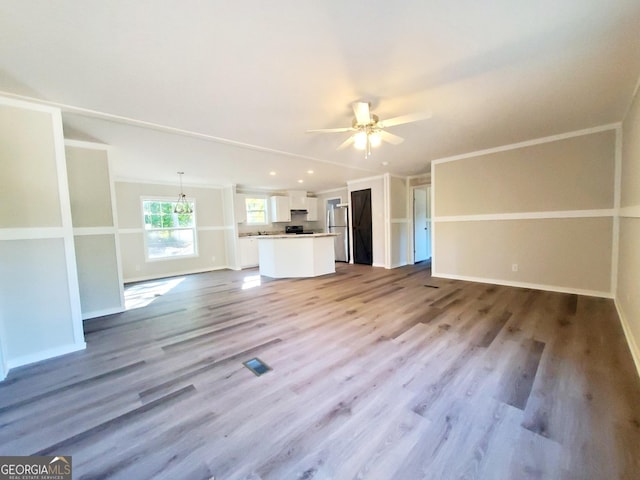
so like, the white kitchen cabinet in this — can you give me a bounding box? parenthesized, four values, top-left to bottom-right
(270, 196, 291, 222)
(288, 190, 307, 210)
(258, 234, 336, 278)
(306, 197, 319, 221)
(235, 194, 247, 224)
(239, 237, 259, 268)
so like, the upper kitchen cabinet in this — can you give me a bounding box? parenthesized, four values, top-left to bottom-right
(288, 190, 307, 210)
(270, 196, 291, 222)
(306, 197, 319, 221)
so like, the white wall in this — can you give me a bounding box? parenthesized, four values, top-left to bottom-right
(66, 143, 124, 319)
(0, 97, 85, 379)
(388, 175, 409, 268)
(115, 181, 232, 282)
(432, 127, 617, 297)
(223, 185, 240, 270)
(617, 83, 640, 375)
(409, 174, 431, 187)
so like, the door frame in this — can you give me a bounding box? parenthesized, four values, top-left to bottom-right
(413, 186, 428, 263)
(409, 184, 432, 265)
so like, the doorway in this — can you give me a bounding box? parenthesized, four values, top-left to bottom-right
(351, 189, 373, 265)
(413, 186, 432, 263)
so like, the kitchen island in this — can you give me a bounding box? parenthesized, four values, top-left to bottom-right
(257, 233, 337, 278)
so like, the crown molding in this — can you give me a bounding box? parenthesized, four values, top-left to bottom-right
(431, 123, 621, 166)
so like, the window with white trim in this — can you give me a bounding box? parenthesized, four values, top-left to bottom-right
(142, 199, 197, 260)
(245, 197, 268, 225)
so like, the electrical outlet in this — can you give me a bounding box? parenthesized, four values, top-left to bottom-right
(512, 264, 518, 272)
(135, 264, 141, 271)
(211, 256, 216, 262)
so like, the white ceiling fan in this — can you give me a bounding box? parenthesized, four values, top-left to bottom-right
(307, 102, 432, 158)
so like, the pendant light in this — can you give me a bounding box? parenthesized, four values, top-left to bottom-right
(174, 172, 193, 214)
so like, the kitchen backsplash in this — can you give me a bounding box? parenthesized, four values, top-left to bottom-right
(237, 212, 320, 235)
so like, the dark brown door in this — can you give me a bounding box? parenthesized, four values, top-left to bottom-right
(351, 189, 373, 265)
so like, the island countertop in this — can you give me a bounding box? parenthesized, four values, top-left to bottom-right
(254, 233, 337, 239)
(257, 233, 337, 278)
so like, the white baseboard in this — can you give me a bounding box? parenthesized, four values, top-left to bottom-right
(431, 271, 613, 299)
(82, 306, 126, 320)
(5, 341, 86, 373)
(123, 266, 230, 284)
(389, 262, 409, 269)
(615, 298, 640, 379)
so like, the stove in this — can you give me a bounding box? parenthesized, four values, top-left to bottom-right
(285, 225, 312, 234)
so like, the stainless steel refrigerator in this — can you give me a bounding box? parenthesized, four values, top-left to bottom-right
(327, 205, 349, 262)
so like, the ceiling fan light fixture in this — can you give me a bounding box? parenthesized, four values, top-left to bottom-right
(369, 131, 382, 148)
(354, 130, 368, 150)
(308, 101, 430, 158)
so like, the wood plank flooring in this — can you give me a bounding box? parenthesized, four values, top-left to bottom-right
(1, 263, 639, 479)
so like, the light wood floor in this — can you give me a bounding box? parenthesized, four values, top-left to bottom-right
(1, 263, 639, 479)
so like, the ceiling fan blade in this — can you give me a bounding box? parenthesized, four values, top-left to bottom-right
(306, 127, 354, 133)
(337, 136, 354, 150)
(379, 111, 432, 128)
(379, 130, 405, 145)
(352, 102, 371, 125)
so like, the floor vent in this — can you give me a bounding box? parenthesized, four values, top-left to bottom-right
(424, 284, 440, 289)
(243, 357, 271, 376)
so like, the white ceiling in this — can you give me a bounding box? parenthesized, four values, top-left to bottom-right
(1, 1, 639, 192)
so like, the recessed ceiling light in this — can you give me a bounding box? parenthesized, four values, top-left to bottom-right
(307, 170, 314, 174)
(269, 171, 276, 176)
(382, 161, 389, 166)
(298, 179, 304, 183)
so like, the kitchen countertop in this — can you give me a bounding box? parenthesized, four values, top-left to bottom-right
(238, 232, 283, 237)
(254, 233, 337, 239)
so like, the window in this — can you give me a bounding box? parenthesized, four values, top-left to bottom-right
(245, 197, 268, 225)
(142, 199, 197, 260)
